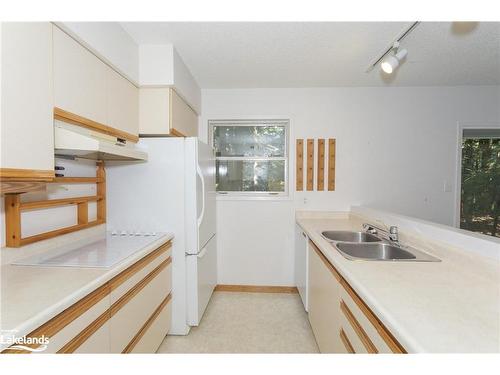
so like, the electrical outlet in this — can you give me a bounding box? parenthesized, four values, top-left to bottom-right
(443, 180, 452, 193)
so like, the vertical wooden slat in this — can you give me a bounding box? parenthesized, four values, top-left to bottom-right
(306, 139, 314, 191)
(77, 202, 88, 225)
(5, 194, 21, 247)
(296, 139, 304, 191)
(317, 139, 325, 191)
(328, 138, 336, 191)
(96, 161, 106, 222)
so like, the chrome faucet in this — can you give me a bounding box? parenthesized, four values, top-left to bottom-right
(363, 223, 399, 243)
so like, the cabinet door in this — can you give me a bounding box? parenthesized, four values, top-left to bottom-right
(294, 225, 308, 310)
(53, 25, 107, 124)
(138, 88, 170, 135)
(170, 89, 198, 137)
(1, 22, 54, 173)
(307, 241, 342, 353)
(106, 68, 139, 136)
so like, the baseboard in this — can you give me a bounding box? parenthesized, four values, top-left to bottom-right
(214, 284, 298, 294)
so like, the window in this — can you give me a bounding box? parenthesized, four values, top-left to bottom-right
(459, 128, 500, 238)
(209, 120, 289, 197)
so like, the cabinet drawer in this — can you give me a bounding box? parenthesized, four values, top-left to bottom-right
(109, 241, 172, 304)
(340, 299, 376, 353)
(339, 328, 355, 354)
(109, 259, 172, 353)
(73, 321, 110, 353)
(127, 295, 172, 353)
(340, 281, 405, 353)
(38, 295, 110, 353)
(340, 308, 368, 353)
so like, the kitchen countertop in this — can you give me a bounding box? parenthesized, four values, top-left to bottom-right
(296, 214, 500, 353)
(0, 231, 173, 351)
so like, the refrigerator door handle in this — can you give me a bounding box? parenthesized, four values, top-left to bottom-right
(197, 247, 208, 258)
(196, 164, 205, 227)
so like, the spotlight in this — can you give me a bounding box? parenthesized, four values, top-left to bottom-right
(381, 42, 408, 74)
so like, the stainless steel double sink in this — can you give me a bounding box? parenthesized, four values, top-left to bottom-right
(321, 230, 440, 262)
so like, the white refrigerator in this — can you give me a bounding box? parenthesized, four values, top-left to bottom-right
(106, 137, 217, 334)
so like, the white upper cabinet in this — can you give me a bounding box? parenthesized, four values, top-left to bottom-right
(53, 25, 107, 125)
(171, 89, 198, 137)
(1, 22, 54, 174)
(139, 88, 170, 135)
(139, 88, 198, 137)
(53, 25, 139, 137)
(106, 68, 139, 136)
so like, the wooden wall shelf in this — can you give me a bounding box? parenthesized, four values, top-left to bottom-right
(20, 196, 102, 211)
(4, 162, 106, 248)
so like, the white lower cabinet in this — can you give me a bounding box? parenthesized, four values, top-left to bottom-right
(74, 321, 110, 354)
(307, 241, 343, 353)
(306, 238, 406, 354)
(109, 263, 171, 353)
(130, 300, 172, 353)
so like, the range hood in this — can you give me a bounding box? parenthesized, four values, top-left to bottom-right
(54, 121, 148, 161)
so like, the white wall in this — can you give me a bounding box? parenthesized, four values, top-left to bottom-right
(200, 86, 500, 286)
(139, 44, 174, 86)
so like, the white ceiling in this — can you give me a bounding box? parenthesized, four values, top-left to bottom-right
(121, 22, 500, 88)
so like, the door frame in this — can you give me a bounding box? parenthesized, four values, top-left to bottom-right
(454, 122, 500, 228)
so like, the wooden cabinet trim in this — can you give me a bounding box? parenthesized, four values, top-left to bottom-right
(340, 328, 355, 354)
(309, 239, 406, 353)
(0, 168, 55, 182)
(122, 293, 172, 353)
(214, 285, 298, 294)
(170, 128, 186, 137)
(340, 300, 378, 354)
(54, 107, 139, 143)
(109, 241, 172, 291)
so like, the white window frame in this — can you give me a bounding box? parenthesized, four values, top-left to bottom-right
(209, 119, 290, 200)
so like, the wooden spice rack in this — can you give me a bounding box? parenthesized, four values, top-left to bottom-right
(4, 161, 106, 248)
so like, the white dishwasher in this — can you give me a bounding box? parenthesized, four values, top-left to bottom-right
(294, 224, 308, 311)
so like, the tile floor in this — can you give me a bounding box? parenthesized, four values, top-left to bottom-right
(157, 291, 319, 353)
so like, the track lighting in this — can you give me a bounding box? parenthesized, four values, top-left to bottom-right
(365, 22, 419, 74)
(380, 42, 408, 74)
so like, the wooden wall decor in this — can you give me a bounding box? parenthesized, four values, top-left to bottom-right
(4, 162, 106, 248)
(306, 139, 314, 191)
(295, 137, 336, 192)
(328, 138, 336, 191)
(295, 139, 304, 191)
(317, 139, 325, 191)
